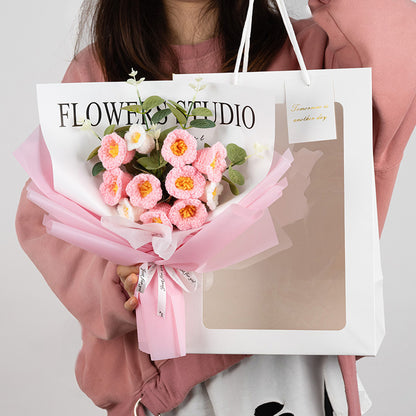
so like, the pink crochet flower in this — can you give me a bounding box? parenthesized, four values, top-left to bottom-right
(99, 168, 133, 206)
(98, 133, 135, 170)
(140, 209, 173, 229)
(153, 203, 171, 216)
(169, 199, 208, 231)
(126, 174, 162, 209)
(161, 129, 197, 167)
(165, 165, 206, 199)
(192, 142, 227, 182)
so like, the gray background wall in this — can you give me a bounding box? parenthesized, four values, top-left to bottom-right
(1, 0, 415, 414)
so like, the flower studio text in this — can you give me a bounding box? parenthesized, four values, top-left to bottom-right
(57, 100, 256, 130)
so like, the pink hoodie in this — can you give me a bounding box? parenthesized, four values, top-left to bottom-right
(15, 0, 416, 415)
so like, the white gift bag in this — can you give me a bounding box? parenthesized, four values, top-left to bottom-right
(174, 0, 384, 356)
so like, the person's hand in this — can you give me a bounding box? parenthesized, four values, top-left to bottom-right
(117, 265, 140, 312)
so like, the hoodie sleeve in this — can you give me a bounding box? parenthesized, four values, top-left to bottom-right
(309, 0, 416, 232)
(15, 47, 136, 340)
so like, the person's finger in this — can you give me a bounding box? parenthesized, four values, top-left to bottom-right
(124, 273, 138, 297)
(117, 265, 140, 284)
(124, 296, 138, 311)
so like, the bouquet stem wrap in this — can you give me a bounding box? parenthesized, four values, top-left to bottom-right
(15, 127, 293, 360)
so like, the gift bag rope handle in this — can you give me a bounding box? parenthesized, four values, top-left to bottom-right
(233, 0, 311, 86)
(134, 398, 161, 416)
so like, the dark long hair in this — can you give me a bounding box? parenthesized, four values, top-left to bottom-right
(76, 0, 287, 81)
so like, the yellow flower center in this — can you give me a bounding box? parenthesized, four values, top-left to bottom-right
(111, 182, 119, 195)
(139, 181, 153, 198)
(179, 205, 197, 219)
(123, 206, 129, 216)
(210, 156, 217, 169)
(175, 176, 194, 191)
(132, 132, 141, 144)
(152, 217, 162, 224)
(212, 187, 217, 198)
(109, 141, 119, 158)
(171, 139, 188, 156)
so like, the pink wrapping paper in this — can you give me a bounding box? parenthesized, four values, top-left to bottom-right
(15, 127, 293, 359)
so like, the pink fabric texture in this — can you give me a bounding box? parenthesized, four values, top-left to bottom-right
(15, 0, 416, 415)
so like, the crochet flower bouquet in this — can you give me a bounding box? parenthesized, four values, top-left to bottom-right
(92, 74, 246, 233)
(16, 73, 293, 359)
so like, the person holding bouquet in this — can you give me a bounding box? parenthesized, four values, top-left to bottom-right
(16, 0, 416, 415)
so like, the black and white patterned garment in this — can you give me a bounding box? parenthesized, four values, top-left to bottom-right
(143, 356, 371, 416)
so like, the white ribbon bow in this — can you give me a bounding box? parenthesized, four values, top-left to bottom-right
(135, 263, 199, 318)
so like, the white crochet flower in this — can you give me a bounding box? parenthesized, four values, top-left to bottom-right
(116, 198, 145, 222)
(253, 142, 269, 159)
(125, 124, 155, 153)
(202, 182, 224, 211)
